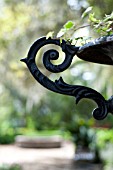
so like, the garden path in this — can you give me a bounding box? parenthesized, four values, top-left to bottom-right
(0, 141, 102, 170)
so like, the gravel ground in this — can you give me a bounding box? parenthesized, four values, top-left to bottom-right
(0, 141, 103, 170)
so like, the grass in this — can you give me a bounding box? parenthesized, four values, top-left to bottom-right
(16, 128, 72, 140)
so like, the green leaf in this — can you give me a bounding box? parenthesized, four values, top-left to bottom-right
(46, 31, 54, 39)
(64, 21, 74, 30)
(81, 6, 93, 18)
(57, 28, 66, 38)
(104, 12, 113, 22)
(89, 13, 98, 23)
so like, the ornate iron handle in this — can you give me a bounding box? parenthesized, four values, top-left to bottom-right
(21, 35, 113, 120)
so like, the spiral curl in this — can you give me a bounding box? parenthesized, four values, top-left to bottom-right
(21, 36, 112, 120)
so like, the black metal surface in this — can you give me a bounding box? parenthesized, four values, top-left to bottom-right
(77, 34, 113, 65)
(21, 35, 113, 120)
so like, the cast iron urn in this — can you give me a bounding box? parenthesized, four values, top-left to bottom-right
(21, 34, 113, 120)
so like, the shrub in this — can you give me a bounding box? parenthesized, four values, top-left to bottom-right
(0, 164, 21, 170)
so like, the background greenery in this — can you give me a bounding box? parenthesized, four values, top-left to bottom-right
(1, 1, 113, 168)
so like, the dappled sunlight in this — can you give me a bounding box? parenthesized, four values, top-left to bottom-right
(0, 0, 113, 170)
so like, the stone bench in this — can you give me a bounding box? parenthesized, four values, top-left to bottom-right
(15, 135, 63, 148)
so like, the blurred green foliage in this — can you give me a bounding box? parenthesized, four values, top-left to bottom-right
(0, 0, 113, 148)
(96, 128, 113, 148)
(0, 164, 21, 170)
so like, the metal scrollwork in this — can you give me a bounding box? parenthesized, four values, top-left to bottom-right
(21, 35, 113, 120)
